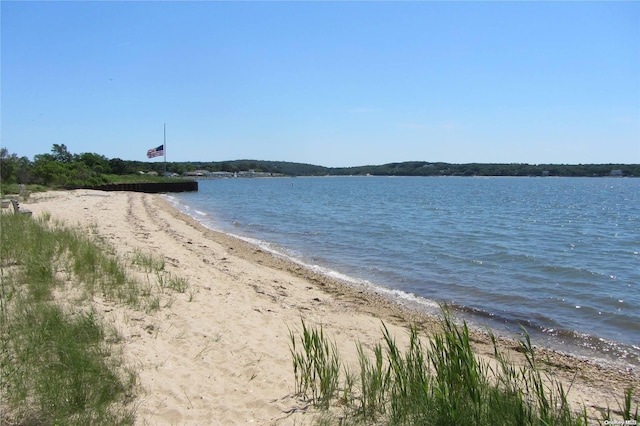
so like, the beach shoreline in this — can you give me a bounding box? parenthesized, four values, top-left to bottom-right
(163, 191, 639, 372)
(23, 189, 639, 424)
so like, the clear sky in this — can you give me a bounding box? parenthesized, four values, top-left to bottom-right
(2, 1, 639, 167)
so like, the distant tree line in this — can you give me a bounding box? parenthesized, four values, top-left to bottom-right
(0, 145, 199, 187)
(194, 160, 640, 177)
(328, 162, 640, 177)
(1, 144, 109, 187)
(1, 145, 638, 189)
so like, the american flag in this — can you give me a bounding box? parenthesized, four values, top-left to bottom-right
(147, 144, 164, 159)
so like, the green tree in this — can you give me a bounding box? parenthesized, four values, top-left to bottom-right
(15, 156, 33, 184)
(108, 158, 129, 175)
(32, 157, 67, 186)
(1, 148, 19, 184)
(68, 162, 93, 185)
(75, 152, 109, 173)
(51, 143, 73, 163)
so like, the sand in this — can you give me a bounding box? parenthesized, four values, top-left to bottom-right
(22, 189, 638, 424)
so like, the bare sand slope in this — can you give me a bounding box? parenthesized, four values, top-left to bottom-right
(24, 190, 638, 424)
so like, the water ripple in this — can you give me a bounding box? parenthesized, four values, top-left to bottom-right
(173, 176, 640, 366)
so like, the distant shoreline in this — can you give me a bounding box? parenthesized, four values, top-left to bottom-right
(160, 160, 640, 178)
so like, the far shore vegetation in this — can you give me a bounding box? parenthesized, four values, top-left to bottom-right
(0, 144, 638, 198)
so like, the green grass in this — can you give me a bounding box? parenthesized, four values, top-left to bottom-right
(2, 300, 135, 425)
(289, 308, 639, 425)
(0, 182, 49, 198)
(289, 320, 341, 408)
(0, 212, 189, 424)
(1, 213, 137, 424)
(155, 271, 189, 294)
(130, 249, 190, 296)
(165, 273, 189, 293)
(130, 248, 165, 273)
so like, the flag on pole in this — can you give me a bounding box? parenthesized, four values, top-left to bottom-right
(147, 144, 164, 159)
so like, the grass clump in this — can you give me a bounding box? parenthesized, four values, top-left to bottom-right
(130, 248, 165, 273)
(1, 213, 138, 424)
(155, 271, 189, 294)
(290, 320, 341, 408)
(357, 340, 389, 419)
(289, 308, 638, 425)
(2, 302, 134, 425)
(130, 249, 190, 297)
(1, 213, 142, 307)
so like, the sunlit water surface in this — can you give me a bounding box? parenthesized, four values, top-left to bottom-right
(169, 176, 640, 367)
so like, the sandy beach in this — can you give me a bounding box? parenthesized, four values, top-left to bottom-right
(22, 189, 638, 425)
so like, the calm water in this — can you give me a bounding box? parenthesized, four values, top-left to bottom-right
(169, 176, 640, 366)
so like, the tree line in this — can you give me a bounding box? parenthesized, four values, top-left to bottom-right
(173, 159, 639, 177)
(1, 145, 637, 189)
(0, 144, 197, 187)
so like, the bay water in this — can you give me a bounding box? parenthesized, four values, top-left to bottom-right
(168, 176, 639, 367)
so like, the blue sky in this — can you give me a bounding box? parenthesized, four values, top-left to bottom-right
(2, 1, 639, 167)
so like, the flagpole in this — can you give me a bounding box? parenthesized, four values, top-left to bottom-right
(163, 123, 167, 175)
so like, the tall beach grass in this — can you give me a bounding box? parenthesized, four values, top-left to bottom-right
(290, 308, 639, 425)
(1, 211, 188, 424)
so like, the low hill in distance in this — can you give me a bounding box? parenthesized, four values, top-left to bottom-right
(181, 160, 639, 178)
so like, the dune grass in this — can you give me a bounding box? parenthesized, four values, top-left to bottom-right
(289, 321, 341, 409)
(0, 213, 138, 424)
(2, 297, 135, 425)
(130, 248, 165, 273)
(290, 309, 639, 425)
(0, 212, 188, 424)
